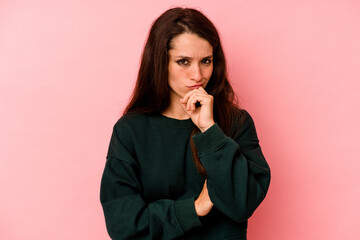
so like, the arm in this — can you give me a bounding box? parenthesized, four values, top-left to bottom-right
(100, 122, 201, 240)
(192, 111, 271, 222)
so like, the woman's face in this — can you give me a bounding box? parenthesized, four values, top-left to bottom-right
(168, 33, 213, 100)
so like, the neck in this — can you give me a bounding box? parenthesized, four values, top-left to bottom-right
(162, 91, 190, 120)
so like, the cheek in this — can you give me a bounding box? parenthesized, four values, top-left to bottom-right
(169, 63, 182, 76)
(205, 66, 214, 79)
(168, 67, 178, 84)
(168, 67, 185, 88)
(170, 68, 188, 84)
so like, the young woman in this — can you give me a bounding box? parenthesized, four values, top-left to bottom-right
(100, 7, 270, 240)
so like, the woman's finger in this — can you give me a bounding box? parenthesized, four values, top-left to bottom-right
(197, 86, 208, 94)
(181, 88, 207, 104)
(186, 93, 196, 111)
(187, 93, 209, 110)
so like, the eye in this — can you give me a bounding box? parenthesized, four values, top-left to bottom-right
(176, 59, 189, 66)
(201, 58, 212, 65)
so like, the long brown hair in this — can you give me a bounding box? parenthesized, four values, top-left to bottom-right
(124, 7, 242, 176)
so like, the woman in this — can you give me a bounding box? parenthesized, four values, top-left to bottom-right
(100, 7, 270, 240)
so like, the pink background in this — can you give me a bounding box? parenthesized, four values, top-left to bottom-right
(1, 0, 359, 239)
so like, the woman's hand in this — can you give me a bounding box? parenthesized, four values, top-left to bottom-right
(180, 87, 215, 132)
(195, 180, 214, 216)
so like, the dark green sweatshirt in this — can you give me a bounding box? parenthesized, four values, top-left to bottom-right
(100, 109, 270, 240)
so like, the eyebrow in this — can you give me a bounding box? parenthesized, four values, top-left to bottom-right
(174, 55, 213, 59)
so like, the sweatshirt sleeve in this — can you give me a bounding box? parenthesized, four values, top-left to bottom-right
(100, 120, 201, 240)
(192, 110, 271, 223)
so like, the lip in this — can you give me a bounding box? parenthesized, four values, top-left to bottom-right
(187, 84, 203, 89)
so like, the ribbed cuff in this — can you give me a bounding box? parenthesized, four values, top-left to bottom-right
(174, 198, 202, 233)
(192, 123, 228, 156)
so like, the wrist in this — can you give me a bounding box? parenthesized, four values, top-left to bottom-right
(199, 122, 215, 133)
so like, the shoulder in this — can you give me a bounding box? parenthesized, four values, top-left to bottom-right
(229, 107, 251, 130)
(115, 112, 147, 125)
(111, 112, 150, 145)
(230, 107, 259, 142)
(108, 113, 151, 158)
(113, 112, 150, 132)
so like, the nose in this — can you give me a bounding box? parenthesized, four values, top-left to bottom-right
(190, 64, 202, 82)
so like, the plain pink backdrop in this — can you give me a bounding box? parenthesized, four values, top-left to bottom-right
(1, 0, 359, 239)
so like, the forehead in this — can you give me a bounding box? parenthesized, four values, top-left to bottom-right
(168, 33, 213, 57)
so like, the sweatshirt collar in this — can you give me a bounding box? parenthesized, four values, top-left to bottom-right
(151, 114, 195, 129)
